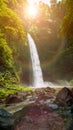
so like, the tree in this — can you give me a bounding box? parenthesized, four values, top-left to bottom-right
(55, 0, 73, 80)
(61, 0, 73, 39)
(0, 37, 12, 68)
(0, 0, 27, 86)
(0, 1, 26, 42)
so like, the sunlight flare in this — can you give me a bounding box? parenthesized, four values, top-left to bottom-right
(27, 4, 38, 18)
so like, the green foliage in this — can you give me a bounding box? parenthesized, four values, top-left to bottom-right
(0, 38, 13, 67)
(0, 0, 27, 88)
(55, 0, 73, 80)
(0, 70, 19, 88)
(0, 85, 33, 98)
(0, 37, 20, 88)
(0, 2, 26, 41)
(0, 86, 23, 98)
(21, 86, 33, 91)
(69, 80, 73, 86)
(61, 0, 73, 38)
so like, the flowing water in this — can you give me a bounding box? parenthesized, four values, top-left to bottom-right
(27, 34, 52, 87)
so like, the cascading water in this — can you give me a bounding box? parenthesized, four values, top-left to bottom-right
(27, 33, 51, 87)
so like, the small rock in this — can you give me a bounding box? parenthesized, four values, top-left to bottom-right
(39, 100, 45, 105)
(0, 109, 14, 130)
(49, 103, 58, 109)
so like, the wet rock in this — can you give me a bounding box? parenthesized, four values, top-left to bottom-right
(0, 109, 14, 130)
(14, 105, 30, 124)
(17, 91, 28, 100)
(45, 87, 55, 93)
(49, 103, 58, 109)
(6, 94, 23, 105)
(39, 100, 45, 105)
(34, 87, 55, 96)
(55, 87, 73, 106)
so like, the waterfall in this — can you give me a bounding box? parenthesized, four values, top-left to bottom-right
(27, 34, 51, 87)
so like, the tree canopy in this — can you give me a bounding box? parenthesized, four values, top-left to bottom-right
(0, 0, 73, 88)
(0, 0, 26, 87)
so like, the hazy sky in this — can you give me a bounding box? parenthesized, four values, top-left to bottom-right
(28, 0, 62, 5)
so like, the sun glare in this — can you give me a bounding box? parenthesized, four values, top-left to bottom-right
(27, 5, 37, 18)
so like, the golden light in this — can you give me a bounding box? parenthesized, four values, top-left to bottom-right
(26, 4, 38, 18)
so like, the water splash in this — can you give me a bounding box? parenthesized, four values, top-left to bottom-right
(27, 34, 53, 88)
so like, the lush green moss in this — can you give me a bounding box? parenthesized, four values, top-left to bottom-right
(0, 85, 33, 98)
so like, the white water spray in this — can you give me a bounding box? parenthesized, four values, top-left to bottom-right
(27, 34, 52, 87)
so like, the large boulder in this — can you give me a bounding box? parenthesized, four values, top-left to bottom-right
(55, 87, 73, 106)
(0, 109, 14, 130)
(15, 104, 65, 130)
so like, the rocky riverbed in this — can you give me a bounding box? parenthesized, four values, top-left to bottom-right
(0, 86, 73, 130)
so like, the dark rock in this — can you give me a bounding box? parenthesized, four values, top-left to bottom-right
(71, 88, 73, 96)
(6, 94, 23, 105)
(14, 105, 29, 124)
(0, 99, 4, 103)
(71, 105, 73, 114)
(67, 120, 73, 130)
(55, 87, 73, 106)
(0, 109, 14, 130)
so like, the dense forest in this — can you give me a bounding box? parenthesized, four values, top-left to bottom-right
(0, 0, 73, 97)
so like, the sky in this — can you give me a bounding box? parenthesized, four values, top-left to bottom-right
(28, 0, 62, 6)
